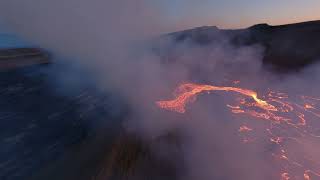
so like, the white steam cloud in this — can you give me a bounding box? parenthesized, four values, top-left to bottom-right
(1, 1, 320, 180)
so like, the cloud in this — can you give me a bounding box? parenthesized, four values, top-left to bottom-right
(1, 1, 320, 180)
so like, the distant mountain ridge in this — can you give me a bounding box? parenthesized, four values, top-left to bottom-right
(1, 20, 320, 71)
(0, 33, 49, 70)
(0, 48, 50, 70)
(166, 20, 320, 71)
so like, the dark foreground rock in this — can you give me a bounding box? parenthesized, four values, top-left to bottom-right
(0, 64, 127, 180)
(0, 62, 177, 180)
(0, 48, 50, 70)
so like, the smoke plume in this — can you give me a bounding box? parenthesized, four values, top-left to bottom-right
(1, 1, 320, 180)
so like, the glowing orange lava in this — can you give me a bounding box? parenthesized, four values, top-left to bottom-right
(281, 173, 290, 180)
(156, 83, 277, 113)
(156, 82, 320, 180)
(304, 172, 311, 180)
(239, 125, 253, 132)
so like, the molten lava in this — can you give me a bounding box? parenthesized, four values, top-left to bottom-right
(157, 83, 277, 113)
(156, 82, 320, 180)
(239, 125, 253, 132)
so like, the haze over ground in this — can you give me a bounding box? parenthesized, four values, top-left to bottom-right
(0, 1, 320, 180)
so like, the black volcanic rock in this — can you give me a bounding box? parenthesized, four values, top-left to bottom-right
(169, 26, 220, 44)
(165, 20, 320, 71)
(0, 63, 129, 180)
(0, 48, 50, 70)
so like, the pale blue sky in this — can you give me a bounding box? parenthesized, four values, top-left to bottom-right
(158, 0, 320, 29)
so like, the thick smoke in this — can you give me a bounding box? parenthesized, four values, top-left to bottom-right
(1, 1, 320, 180)
(0, 0, 181, 108)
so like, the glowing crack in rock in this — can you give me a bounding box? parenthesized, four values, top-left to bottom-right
(156, 82, 320, 180)
(157, 83, 277, 113)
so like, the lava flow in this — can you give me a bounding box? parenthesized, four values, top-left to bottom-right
(156, 82, 320, 180)
(156, 83, 277, 113)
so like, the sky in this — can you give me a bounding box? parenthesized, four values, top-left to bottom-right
(0, 0, 319, 35)
(159, 0, 320, 29)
